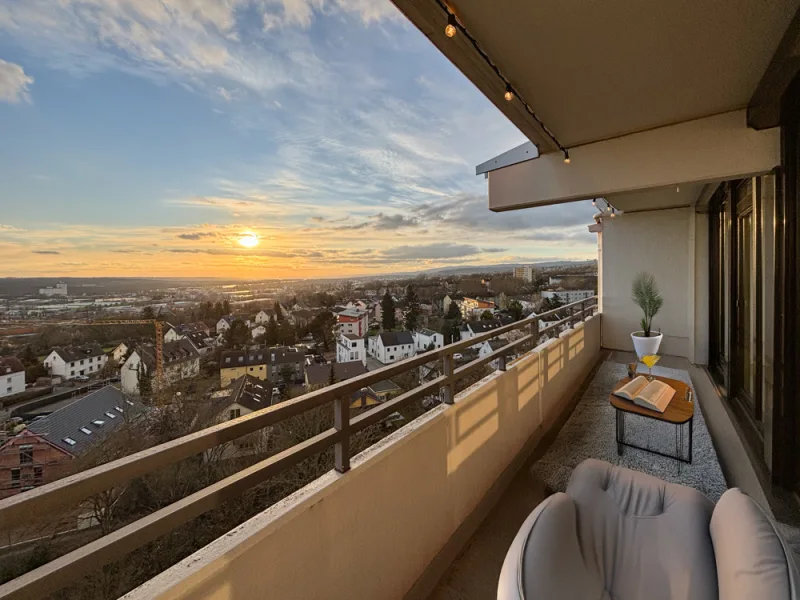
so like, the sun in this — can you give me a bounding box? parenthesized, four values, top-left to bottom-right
(237, 232, 259, 248)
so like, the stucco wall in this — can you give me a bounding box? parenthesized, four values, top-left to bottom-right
(125, 315, 602, 600)
(601, 207, 694, 357)
(488, 110, 780, 209)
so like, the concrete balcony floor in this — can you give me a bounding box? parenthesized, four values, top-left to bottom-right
(427, 350, 782, 600)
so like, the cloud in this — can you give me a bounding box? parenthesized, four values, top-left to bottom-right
(371, 213, 420, 230)
(32, 250, 59, 254)
(379, 243, 492, 260)
(176, 231, 218, 240)
(414, 194, 595, 233)
(0, 224, 25, 232)
(0, 59, 33, 103)
(262, 0, 401, 30)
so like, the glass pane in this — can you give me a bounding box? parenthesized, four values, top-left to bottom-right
(740, 211, 755, 398)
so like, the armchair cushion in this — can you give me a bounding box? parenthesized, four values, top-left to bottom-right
(497, 492, 605, 600)
(566, 459, 718, 600)
(710, 488, 798, 600)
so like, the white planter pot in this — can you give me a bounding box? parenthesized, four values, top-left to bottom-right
(631, 331, 663, 358)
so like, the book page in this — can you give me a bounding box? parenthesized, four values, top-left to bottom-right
(615, 376, 648, 400)
(637, 380, 668, 404)
(637, 381, 675, 411)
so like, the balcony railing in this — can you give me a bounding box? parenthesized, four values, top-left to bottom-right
(0, 296, 597, 600)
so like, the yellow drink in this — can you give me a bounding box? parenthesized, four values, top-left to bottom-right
(641, 355, 660, 369)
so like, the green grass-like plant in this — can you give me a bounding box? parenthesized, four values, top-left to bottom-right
(632, 271, 663, 337)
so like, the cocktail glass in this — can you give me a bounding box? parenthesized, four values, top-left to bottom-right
(641, 354, 660, 381)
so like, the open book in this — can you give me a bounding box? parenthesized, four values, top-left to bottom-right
(614, 376, 675, 413)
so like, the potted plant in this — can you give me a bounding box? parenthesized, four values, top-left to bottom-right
(630, 271, 664, 358)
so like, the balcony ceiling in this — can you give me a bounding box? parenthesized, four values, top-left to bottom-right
(392, 0, 799, 151)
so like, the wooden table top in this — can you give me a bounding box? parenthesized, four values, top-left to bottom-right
(609, 375, 694, 424)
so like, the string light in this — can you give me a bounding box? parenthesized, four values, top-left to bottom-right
(436, 0, 568, 162)
(610, 207, 616, 218)
(676, 184, 680, 192)
(445, 13, 457, 38)
(592, 198, 596, 206)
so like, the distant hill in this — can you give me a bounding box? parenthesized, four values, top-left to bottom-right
(418, 260, 596, 276)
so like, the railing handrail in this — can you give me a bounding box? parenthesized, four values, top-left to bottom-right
(0, 295, 598, 600)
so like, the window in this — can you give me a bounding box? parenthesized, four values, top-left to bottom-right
(114, 406, 123, 413)
(105, 412, 117, 419)
(229, 409, 241, 420)
(6, 377, 10, 383)
(6, 387, 10, 394)
(80, 360, 84, 365)
(80, 427, 92, 435)
(19, 445, 33, 464)
(70, 371, 75, 376)
(63, 437, 77, 446)
(92, 420, 105, 427)
(33, 466, 43, 482)
(351, 342, 357, 348)
(10, 468, 20, 487)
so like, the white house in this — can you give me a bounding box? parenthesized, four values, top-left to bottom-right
(164, 327, 182, 343)
(216, 316, 233, 334)
(109, 343, 128, 364)
(336, 333, 366, 365)
(413, 328, 444, 352)
(460, 320, 505, 349)
(374, 331, 416, 365)
(346, 300, 368, 311)
(254, 309, 276, 325)
(120, 339, 200, 396)
(44, 345, 108, 380)
(541, 289, 594, 303)
(478, 339, 510, 370)
(0, 357, 25, 398)
(251, 325, 266, 340)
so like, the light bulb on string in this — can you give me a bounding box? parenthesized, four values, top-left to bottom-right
(563, 150, 570, 164)
(504, 85, 513, 102)
(445, 13, 457, 38)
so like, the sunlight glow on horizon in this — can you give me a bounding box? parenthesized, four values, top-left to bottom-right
(237, 233, 259, 248)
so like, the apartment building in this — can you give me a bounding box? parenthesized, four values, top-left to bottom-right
(120, 339, 200, 396)
(541, 289, 595, 303)
(43, 345, 108, 380)
(373, 331, 416, 364)
(219, 347, 306, 387)
(336, 333, 366, 365)
(336, 308, 369, 337)
(513, 265, 535, 282)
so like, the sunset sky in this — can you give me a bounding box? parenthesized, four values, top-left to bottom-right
(0, 0, 596, 279)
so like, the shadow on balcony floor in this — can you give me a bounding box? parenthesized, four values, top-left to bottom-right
(427, 355, 727, 600)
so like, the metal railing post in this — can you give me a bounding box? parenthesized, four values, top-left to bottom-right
(530, 318, 540, 346)
(441, 353, 455, 404)
(498, 354, 507, 372)
(579, 299, 586, 324)
(334, 396, 350, 473)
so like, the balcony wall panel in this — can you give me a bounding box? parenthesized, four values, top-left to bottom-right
(125, 315, 601, 600)
(601, 207, 694, 358)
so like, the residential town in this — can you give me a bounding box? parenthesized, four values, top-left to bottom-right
(0, 263, 595, 592)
